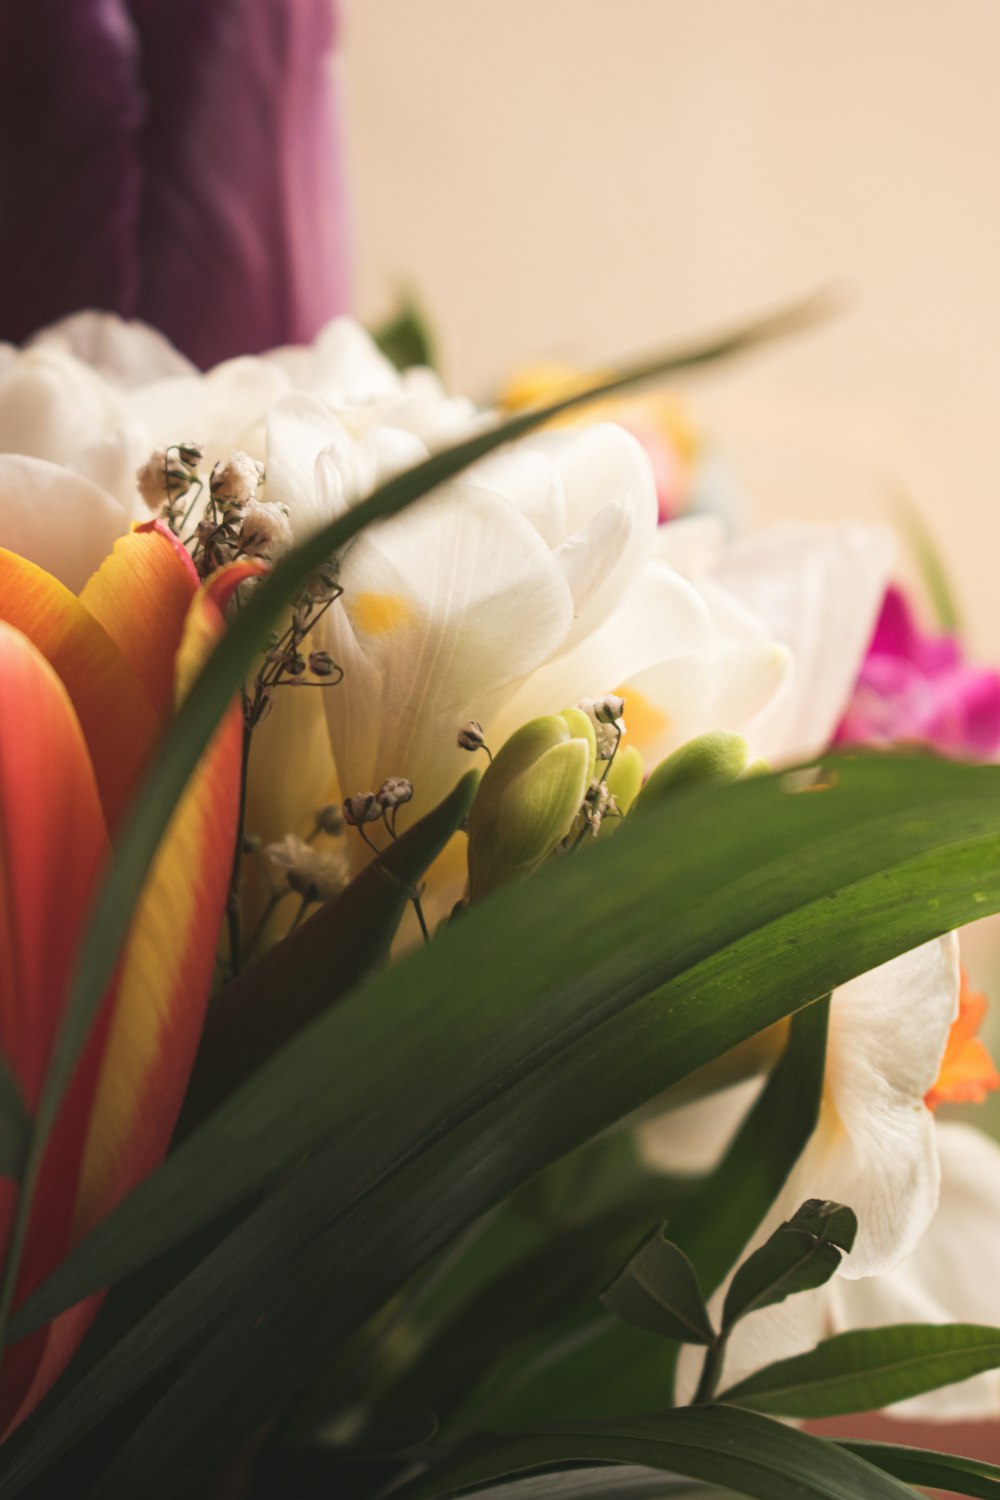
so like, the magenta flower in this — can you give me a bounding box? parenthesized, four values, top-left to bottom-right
(0, 0, 349, 367)
(835, 585, 1000, 758)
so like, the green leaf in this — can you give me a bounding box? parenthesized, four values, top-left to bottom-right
(458, 999, 829, 1432)
(371, 291, 439, 372)
(11, 756, 1000, 1496)
(718, 1323, 1000, 1418)
(720, 1200, 857, 1331)
(443, 1471, 731, 1500)
(394, 1409, 917, 1500)
(0, 1056, 27, 1179)
(838, 1440, 1000, 1500)
(668, 996, 830, 1300)
(182, 771, 480, 1127)
(0, 290, 826, 1342)
(601, 1227, 715, 1345)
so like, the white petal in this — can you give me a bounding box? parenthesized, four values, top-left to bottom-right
(28, 311, 196, 385)
(827, 1123, 1000, 1419)
(321, 483, 575, 845)
(127, 355, 290, 463)
(0, 349, 127, 464)
(266, 394, 351, 531)
(464, 448, 566, 547)
(654, 513, 727, 575)
(714, 523, 895, 764)
(637, 1078, 761, 1177)
(779, 935, 959, 1280)
(0, 455, 128, 592)
(525, 425, 658, 649)
(70, 425, 150, 516)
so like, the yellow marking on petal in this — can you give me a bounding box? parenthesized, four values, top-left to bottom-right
(349, 591, 413, 637)
(614, 683, 669, 755)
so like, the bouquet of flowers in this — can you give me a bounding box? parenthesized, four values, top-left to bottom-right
(3, 5, 1000, 1499)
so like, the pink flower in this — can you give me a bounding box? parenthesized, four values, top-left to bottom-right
(835, 585, 1000, 757)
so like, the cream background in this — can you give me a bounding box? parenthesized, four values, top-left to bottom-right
(343, 0, 1000, 655)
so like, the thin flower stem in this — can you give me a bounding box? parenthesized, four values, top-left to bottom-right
(225, 712, 254, 979)
(289, 893, 314, 932)
(243, 889, 290, 961)
(411, 890, 431, 945)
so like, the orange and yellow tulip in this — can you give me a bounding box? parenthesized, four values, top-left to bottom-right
(0, 519, 260, 1432)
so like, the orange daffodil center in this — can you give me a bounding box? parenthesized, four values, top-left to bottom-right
(925, 968, 1000, 1111)
(0, 519, 264, 1433)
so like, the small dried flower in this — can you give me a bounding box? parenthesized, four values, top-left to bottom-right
(315, 803, 345, 836)
(457, 720, 486, 752)
(136, 448, 191, 511)
(308, 650, 338, 678)
(377, 777, 414, 810)
(210, 450, 263, 509)
(238, 499, 293, 559)
(176, 441, 205, 469)
(262, 834, 348, 902)
(342, 792, 382, 826)
(593, 694, 625, 725)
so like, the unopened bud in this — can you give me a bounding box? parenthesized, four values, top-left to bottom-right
(176, 441, 204, 469)
(316, 803, 345, 836)
(458, 720, 486, 752)
(594, 694, 625, 725)
(285, 653, 306, 677)
(242, 832, 262, 855)
(377, 776, 414, 810)
(342, 792, 382, 826)
(308, 650, 337, 678)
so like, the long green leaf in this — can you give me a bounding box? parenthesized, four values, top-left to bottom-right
(393, 1409, 917, 1500)
(42, 757, 1000, 1497)
(0, 1059, 27, 1180)
(182, 771, 480, 1126)
(838, 1440, 1000, 1500)
(435, 1470, 730, 1500)
(458, 999, 830, 1431)
(719, 1324, 1000, 1417)
(0, 292, 830, 1339)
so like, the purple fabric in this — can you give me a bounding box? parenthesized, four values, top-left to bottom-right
(835, 586, 1000, 758)
(0, 0, 349, 367)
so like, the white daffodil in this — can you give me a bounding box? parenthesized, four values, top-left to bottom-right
(643, 934, 1000, 1412)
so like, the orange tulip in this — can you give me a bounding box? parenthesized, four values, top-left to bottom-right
(0, 519, 262, 1432)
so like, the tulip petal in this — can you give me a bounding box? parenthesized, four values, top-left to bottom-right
(74, 559, 266, 1231)
(0, 549, 160, 829)
(0, 456, 129, 595)
(0, 624, 114, 1429)
(79, 521, 200, 723)
(29, 310, 196, 386)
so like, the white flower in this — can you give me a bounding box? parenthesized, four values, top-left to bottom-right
(643, 937, 965, 1404)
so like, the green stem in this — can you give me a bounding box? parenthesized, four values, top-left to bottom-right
(692, 1333, 728, 1405)
(226, 714, 253, 979)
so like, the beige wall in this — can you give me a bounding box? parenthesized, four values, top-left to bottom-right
(343, 0, 1000, 657)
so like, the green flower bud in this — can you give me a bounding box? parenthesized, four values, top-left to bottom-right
(635, 730, 749, 812)
(596, 744, 645, 837)
(467, 712, 595, 900)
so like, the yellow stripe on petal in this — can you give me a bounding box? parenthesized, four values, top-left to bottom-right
(74, 558, 267, 1232)
(0, 550, 159, 831)
(79, 521, 199, 724)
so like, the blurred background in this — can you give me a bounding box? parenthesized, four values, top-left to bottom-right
(344, 0, 1000, 656)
